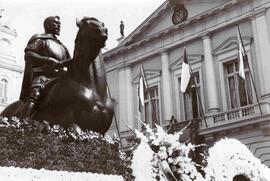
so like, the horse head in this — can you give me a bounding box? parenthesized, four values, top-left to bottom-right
(72, 17, 109, 87)
(75, 17, 108, 49)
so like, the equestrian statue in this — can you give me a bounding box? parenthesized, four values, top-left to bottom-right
(0, 16, 114, 135)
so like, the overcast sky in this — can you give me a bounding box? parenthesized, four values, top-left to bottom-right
(0, 0, 165, 64)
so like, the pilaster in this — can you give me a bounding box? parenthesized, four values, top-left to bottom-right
(251, 10, 270, 99)
(202, 34, 219, 112)
(125, 67, 135, 129)
(161, 51, 173, 121)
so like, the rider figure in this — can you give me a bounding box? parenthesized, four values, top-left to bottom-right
(19, 16, 71, 119)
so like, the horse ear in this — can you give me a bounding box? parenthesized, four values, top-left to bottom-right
(76, 18, 82, 28)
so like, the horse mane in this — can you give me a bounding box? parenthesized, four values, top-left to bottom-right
(70, 17, 103, 85)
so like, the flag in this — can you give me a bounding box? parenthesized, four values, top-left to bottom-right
(237, 26, 245, 79)
(138, 65, 146, 112)
(180, 48, 191, 92)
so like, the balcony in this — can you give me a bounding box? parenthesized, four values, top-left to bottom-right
(117, 102, 270, 148)
(199, 101, 270, 135)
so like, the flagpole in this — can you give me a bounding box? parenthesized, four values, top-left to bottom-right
(141, 63, 159, 126)
(185, 48, 208, 127)
(107, 85, 123, 148)
(237, 25, 263, 115)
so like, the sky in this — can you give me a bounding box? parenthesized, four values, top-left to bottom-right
(0, 0, 165, 65)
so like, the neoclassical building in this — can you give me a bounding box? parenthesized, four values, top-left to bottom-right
(102, 0, 270, 167)
(0, 19, 23, 112)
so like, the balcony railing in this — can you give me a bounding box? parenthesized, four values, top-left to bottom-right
(118, 102, 270, 148)
(201, 102, 270, 129)
(212, 105, 256, 123)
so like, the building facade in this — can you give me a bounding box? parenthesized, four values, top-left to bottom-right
(0, 19, 23, 112)
(103, 0, 270, 167)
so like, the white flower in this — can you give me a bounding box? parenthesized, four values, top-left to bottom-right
(167, 157, 173, 164)
(205, 138, 270, 181)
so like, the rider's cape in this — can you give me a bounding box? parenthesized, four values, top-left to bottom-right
(19, 33, 68, 102)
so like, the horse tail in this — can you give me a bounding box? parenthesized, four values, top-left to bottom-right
(0, 101, 24, 119)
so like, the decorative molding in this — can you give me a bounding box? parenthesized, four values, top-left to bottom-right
(0, 62, 23, 73)
(253, 7, 266, 18)
(0, 53, 16, 62)
(0, 26, 17, 36)
(132, 69, 161, 84)
(104, 0, 241, 58)
(259, 122, 270, 136)
(170, 54, 203, 71)
(0, 38, 11, 46)
(213, 36, 253, 56)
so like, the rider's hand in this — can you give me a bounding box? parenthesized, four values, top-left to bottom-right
(48, 57, 62, 67)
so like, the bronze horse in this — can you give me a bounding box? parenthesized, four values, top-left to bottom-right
(1, 17, 114, 135)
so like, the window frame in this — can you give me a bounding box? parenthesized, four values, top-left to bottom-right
(134, 69, 162, 128)
(143, 84, 160, 128)
(171, 54, 204, 121)
(224, 60, 253, 109)
(181, 71, 202, 121)
(0, 77, 8, 103)
(216, 44, 255, 111)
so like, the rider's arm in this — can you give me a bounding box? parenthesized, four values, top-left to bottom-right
(25, 52, 59, 68)
(24, 39, 60, 68)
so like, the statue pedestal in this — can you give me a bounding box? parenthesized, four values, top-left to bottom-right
(0, 117, 133, 180)
(117, 36, 125, 44)
(0, 166, 123, 180)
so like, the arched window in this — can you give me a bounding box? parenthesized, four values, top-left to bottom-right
(0, 38, 11, 52)
(0, 78, 8, 103)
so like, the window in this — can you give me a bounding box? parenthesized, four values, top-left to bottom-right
(144, 85, 160, 128)
(0, 78, 8, 103)
(182, 72, 202, 120)
(224, 60, 253, 109)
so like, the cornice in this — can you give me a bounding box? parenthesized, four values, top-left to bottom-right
(213, 36, 253, 56)
(0, 62, 23, 73)
(0, 53, 16, 62)
(170, 54, 204, 71)
(0, 102, 8, 107)
(118, 1, 170, 47)
(132, 69, 161, 84)
(0, 26, 17, 37)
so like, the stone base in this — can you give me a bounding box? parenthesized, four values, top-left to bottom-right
(0, 166, 123, 181)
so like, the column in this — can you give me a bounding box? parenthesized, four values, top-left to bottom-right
(118, 67, 135, 130)
(118, 68, 127, 131)
(252, 10, 270, 98)
(161, 52, 173, 121)
(125, 67, 135, 129)
(202, 35, 219, 112)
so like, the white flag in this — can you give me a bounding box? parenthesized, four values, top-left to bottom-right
(138, 65, 146, 112)
(180, 48, 191, 92)
(237, 27, 245, 79)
